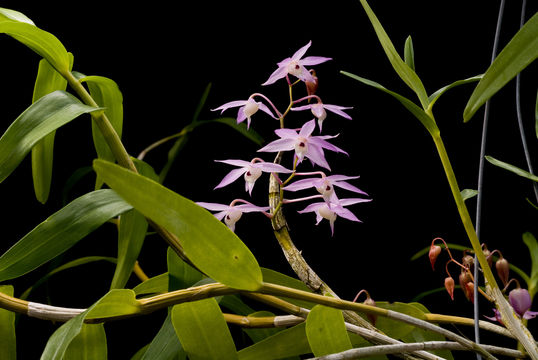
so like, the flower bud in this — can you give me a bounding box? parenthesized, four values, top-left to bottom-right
(363, 296, 377, 325)
(458, 271, 472, 301)
(305, 70, 318, 97)
(428, 245, 442, 270)
(495, 257, 509, 286)
(509, 288, 532, 318)
(462, 253, 474, 270)
(482, 246, 492, 267)
(444, 276, 455, 300)
(465, 282, 475, 303)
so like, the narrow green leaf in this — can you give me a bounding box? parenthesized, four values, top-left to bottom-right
(20, 256, 116, 300)
(461, 189, 478, 201)
(0, 285, 16, 360)
(64, 324, 107, 360)
(171, 298, 237, 360)
(0, 90, 99, 183)
(110, 209, 148, 289)
(94, 159, 263, 291)
(535, 89, 538, 139)
(141, 313, 186, 360)
(404, 36, 415, 71)
(523, 232, 538, 297)
(193, 83, 212, 122)
(31, 54, 73, 204)
(80, 76, 124, 180)
(464, 12, 538, 122)
(238, 323, 310, 360)
(0, 189, 131, 282)
(0, 8, 35, 25)
(341, 71, 439, 135)
(357, 0, 429, 108)
(427, 75, 482, 110)
(486, 156, 538, 182)
(133, 273, 169, 296)
(306, 304, 352, 356)
(42, 289, 139, 359)
(0, 20, 70, 75)
(167, 247, 204, 291)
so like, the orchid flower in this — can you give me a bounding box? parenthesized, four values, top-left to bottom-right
(284, 174, 368, 202)
(298, 198, 371, 235)
(257, 119, 347, 170)
(485, 288, 538, 324)
(291, 101, 353, 131)
(196, 200, 270, 232)
(214, 158, 293, 195)
(262, 41, 331, 86)
(212, 96, 276, 129)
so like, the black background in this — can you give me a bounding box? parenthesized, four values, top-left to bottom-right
(0, 1, 537, 358)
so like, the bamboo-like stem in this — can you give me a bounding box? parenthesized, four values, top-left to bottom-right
(307, 341, 526, 360)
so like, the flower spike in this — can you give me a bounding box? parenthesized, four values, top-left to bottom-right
(262, 41, 331, 86)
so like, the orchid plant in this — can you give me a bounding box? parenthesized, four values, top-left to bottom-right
(0, 1, 537, 360)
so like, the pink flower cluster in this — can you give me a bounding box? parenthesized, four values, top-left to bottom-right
(198, 41, 370, 235)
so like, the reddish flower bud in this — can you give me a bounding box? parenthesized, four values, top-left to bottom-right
(444, 276, 455, 300)
(429, 245, 442, 270)
(465, 282, 475, 303)
(305, 70, 318, 97)
(363, 296, 377, 325)
(495, 257, 509, 286)
(462, 254, 474, 270)
(458, 271, 472, 301)
(482, 247, 492, 267)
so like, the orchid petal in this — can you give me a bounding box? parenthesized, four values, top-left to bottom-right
(212, 100, 247, 113)
(196, 202, 231, 211)
(262, 64, 289, 86)
(299, 119, 316, 137)
(254, 162, 293, 173)
(334, 207, 361, 222)
(235, 203, 270, 213)
(291, 41, 312, 60)
(258, 102, 277, 119)
(300, 56, 332, 66)
(258, 138, 296, 153)
(290, 104, 313, 112)
(323, 104, 353, 120)
(236, 107, 247, 124)
(305, 144, 331, 170)
(332, 181, 368, 195)
(214, 168, 247, 189)
(310, 136, 348, 155)
(326, 175, 360, 182)
(275, 128, 299, 139)
(215, 159, 252, 167)
(339, 198, 372, 206)
(523, 310, 538, 320)
(298, 202, 324, 213)
(283, 178, 318, 191)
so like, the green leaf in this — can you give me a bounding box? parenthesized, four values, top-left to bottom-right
(523, 232, 538, 298)
(374, 302, 426, 339)
(20, 256, 116, 300)
(31, 54, 74, 204)
(0, 90, 99, 183)
(0, 285, 16, 360)
(80, 75, 124, 188)
(0, 189, 131, 282)
(461, 189, 478, 201)
(64, 324, 107, 360)
(357, 0, 429, 108)
(404, 36, 415, 71)
(427, 75, 482, 110)
(535, 89, 538, 139)
(464, 12, 538, 122)
(141, 313, 186, 360)
(93, 159, 263, 291)
(171, 298, 237, 360)
(192, 83, 212, 122)
(486, 156, 538, 182)
(306, 304, 352, 357)
(238, 323, 311, 360)
(110, 209, 148, 289)
(133, 273, 169, 296)
(42, 289, 139, 359)
(0, 20, 70, 75)
(0, 8, 34, 25)
(341, 72, 438, 135)
(167, 247, 204, 291)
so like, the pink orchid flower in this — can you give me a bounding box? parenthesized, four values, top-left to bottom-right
(298, 198, 371, 235)
(196, 200, 270, 232)
(284, 174, 368, 202)
(214, 158, 293, 195)
(257, 119, 347, 170)
(485, 288, 538, 324)
(212, 97, 275, 129)
(291, 101, 353, 131)
(262, 41, 331, 86)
